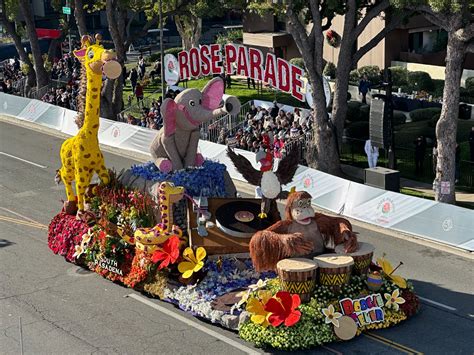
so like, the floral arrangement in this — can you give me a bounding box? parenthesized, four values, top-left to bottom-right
(326, 30, 341, 48)
(131, 160, 229, 197)
(238, 258, 420, 351)
(48, 171, 420, 351)
(48, 212, 90, 263)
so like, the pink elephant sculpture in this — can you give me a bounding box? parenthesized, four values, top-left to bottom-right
(150, 77, 241, 172)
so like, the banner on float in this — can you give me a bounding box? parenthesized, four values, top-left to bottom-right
(177, 44, 306, 101)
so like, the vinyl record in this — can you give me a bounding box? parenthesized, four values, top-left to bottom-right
(215, 201, 274, 238)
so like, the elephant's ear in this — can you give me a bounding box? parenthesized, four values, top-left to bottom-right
(161, 98, 178, 137)
(202, 77, 224, 110)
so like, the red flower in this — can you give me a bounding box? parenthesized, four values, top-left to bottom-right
(151, 236, 180, 270)
(264, 291, 301, 327)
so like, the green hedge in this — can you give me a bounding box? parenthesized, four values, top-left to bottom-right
(346, 101, 370, 122)
(289, 57, 305, 70)
(407, 71, 434, 92)
(409, 107, 442, 122)
(429, 113, 440, 128)
(393, 111, 407, 125)
(389, 66, 408, 87)
(465, 77, 474, 93)
(345, 121, 369, 140)
(324, 62, 336, 79)
(147, 47, 183, 63)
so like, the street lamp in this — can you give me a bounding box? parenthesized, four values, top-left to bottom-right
(159, 0, 165, 98)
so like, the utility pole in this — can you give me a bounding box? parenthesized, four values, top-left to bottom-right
(159, 0, 165, 98)
(67, 0, 72, 53)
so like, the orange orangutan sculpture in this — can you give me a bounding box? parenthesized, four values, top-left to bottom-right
(249, 191, 358, 272)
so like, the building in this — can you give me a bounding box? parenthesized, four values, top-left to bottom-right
(242, 11, 474, 84)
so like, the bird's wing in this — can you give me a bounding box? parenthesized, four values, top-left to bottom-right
(275, 148, 299, 185)
(227, 148, 262, 186)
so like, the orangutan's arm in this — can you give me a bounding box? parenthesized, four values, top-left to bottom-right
(314, 213, 358, 252)
(249, 220, 313, 272)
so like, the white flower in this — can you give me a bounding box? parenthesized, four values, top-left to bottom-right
(384, 289, 405, 311)
(248, 279, 267, 291)
(322, 304, 343, 327)
(72, 244, 84, 258)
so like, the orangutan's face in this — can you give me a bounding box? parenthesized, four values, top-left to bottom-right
(291, 198, 314, 225)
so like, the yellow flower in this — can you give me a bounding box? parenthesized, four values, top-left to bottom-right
(177, 247, 206, 279)
(384, 289, 405, 311)
(321, 304, 343, 328)
(236, 290, 250, 307)
(72, 244, 84, 258)
(377, 256, 407, 289)
(246, 291, 273, 328)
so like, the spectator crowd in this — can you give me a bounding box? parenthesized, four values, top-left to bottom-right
(207, 101, 313, 160)
(0, 57, 25, 94)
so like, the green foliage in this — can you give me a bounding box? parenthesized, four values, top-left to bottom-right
(20, 63, 30, 75)
(409, 107, 442, 122)
(165, 47, 183, 57)
(429, 113, 440, 128)
(289, 57, 305, 71)
(216, 29, 243, 46)
(42, 54, 52, 73)
(432, 79, 445, 98)
(346, 101, 370, 122)
(389, 66, 409, 87)
(345, 121, 370, 140)
(465, 77, 474, 93)
(407, 71, 434, 92)
(393, 111, 407, 125)
(358, 65, 381, 84)
(323, 62, 336, 79)
(349, 69, 360, 85)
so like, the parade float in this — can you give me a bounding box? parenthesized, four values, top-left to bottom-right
(48, 36, 419, 351)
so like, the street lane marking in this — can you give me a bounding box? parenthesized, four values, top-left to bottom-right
(0, 215, 48, 230)
(126, 293, 261, 355)
(0, 151, 48, 169)
(0, 207, 46, 225)
(418, 296, 457, 311)
(364, 332, 422, 354)
(321, 345, 343, 354)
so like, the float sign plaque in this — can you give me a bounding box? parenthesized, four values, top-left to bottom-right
(339, 293, 385, 327)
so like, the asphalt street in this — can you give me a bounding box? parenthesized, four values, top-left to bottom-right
(1, 118, 473, 354)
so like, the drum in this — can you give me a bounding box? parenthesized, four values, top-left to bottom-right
(335, 242, 375, 275)
(276, 258, 318, 303)
(314, 254, 354, 292)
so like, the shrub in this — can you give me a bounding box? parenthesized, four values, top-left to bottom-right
(165, 47, 183, 57)
(407, 71, 434, 92)
(389, 66, 408, 87)
(349, 69, 360, 85)
(393, 111, 407, 125)
(324, 62, 336, 79)
(344, 121, 369, 140)
(346, 101, 363, 122)
(429, 113, 441, 128)
(465, 77, 474, 94)
(358, 65, 381, 85)
(409, 107, 442, 122)
(289, 57, 305, 70)
(432, 79, 445, 98)
(359, 104, 370, 121)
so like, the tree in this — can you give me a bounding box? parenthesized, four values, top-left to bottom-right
(331, 1, 413, 148)
(392, 0, 473, 204)
(175, 14, 202, 50)
(74, 0, 88, 37)
(18, 0, 50, 89)
(0, 0, 36, 91)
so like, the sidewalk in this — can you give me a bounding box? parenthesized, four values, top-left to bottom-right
(341, 164, 474, 204)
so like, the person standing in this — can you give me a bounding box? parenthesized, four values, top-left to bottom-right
(129, 68, 138, 94)
(414, 136, 426, 175)
(365, 139, 379, 168)
(359, 75, 371, 104)
(135, 82, 144, 106)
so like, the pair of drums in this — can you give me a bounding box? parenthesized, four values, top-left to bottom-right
(276, 242, 374, 302)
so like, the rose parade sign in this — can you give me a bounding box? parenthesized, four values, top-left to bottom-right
(177, 44, 305, 101)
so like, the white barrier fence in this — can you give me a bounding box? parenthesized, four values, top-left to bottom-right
(1, 93, 473, 251)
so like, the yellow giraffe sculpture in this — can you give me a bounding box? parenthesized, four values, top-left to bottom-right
(56, 34, 121, 215)
(157, 181, 185, 232)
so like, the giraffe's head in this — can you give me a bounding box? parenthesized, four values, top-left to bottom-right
(159, 181, 185, 204)
(73, 34, 121, 80)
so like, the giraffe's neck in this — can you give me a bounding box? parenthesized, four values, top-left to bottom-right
(81, 71, 102, 137)
(159, 190, 173, 231)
